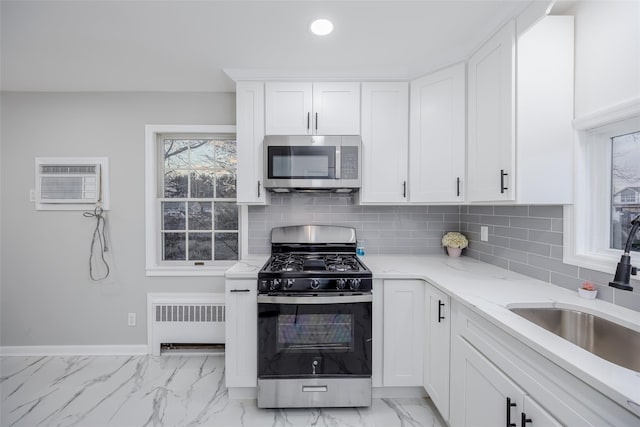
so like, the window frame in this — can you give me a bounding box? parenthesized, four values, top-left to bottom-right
(564, 98, 640, 280)
(145, 125, 242, 276)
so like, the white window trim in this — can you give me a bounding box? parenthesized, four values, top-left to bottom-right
(564, 97, 640, 282)
(145, 124, 245, 277)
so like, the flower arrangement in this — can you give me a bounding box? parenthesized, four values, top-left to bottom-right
(581, 282, 595, 291)
(442, 232, 468, 249)
(578, 281, 598, 299)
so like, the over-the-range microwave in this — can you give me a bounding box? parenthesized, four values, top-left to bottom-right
(263, 135, 361, 193)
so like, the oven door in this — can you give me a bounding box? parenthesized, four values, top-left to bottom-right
(257, 294, 372, 379)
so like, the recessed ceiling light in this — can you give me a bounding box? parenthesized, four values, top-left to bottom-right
(310, 18, 333, 36)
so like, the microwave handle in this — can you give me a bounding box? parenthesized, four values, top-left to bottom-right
(335, 146, 341, 179)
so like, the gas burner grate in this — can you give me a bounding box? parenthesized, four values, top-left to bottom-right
(270, 254, 304, 273)
(324, 255, 359, 272)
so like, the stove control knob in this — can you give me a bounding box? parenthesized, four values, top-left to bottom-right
(336, 278, 347, 290)
(349, 278, 362, 290)
(284, 279, 295, 290)
(258, 279, 270, 292)
(270, 279, 281, 291)
(310, 279, 321, 290)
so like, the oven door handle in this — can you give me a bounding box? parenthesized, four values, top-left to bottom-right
(257, 294, 372, 304)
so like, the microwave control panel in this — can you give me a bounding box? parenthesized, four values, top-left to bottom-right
(341, 146, 359, 180)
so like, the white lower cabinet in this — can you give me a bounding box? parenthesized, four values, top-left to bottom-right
(423, 285, 450, 421)
(224, 279, 257, 388)
(450, 301, 639, 427)
(382, 280, 424, 386)
(451, 334, 561, 427)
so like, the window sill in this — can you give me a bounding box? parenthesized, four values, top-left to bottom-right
(146, 263, 236, 277)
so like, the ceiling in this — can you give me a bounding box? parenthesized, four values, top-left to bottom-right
(1, 0, 542, 92)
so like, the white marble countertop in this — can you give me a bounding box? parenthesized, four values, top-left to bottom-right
(225, 253, 640, 416)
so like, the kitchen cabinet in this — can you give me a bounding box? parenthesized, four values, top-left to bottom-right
(423, 284, 450, 421)
(450, 334, 561, 427)
(467, 16, 574, 203)
(359, 82, 409, 204)
(409, 63, 465, 203)
(382, 280, 424, 386)
(224, 279, 257, 389)
(265, 82, 360, 135)
(450, 301, 636, 427)
(236, 81, 269, 204)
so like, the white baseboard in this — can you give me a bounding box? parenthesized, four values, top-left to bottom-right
(372, 386, 427, 398)
(0, 345, 149, 356)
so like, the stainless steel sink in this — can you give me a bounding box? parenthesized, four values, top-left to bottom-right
(509, 307, 640, 372)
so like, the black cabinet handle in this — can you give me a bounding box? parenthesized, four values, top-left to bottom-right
(521, 413, 532, 427)
(506, 397, 517, 427)
(307, 112, 310, 131)
(500, 169, 509, 194)
(456, 177, 461, 197)
(403, 181, 407, 198)
(230, 289, 251, 293)
(438, 300, 445, 322)
(257, 180, 261, 198)
(315, 112, 318, 132)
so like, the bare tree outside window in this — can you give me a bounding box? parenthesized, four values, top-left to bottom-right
(160, 136, 238, 262)
(611, 131, 640, 251)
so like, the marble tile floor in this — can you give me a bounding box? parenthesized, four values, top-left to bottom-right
(1, 354, 446, 427)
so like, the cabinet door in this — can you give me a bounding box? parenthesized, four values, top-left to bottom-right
(450, 335, 524, 427)
(424, 285, 450, 421)
(265, 82, 313, 135)
(224, 279, 257, 388)
(522, 395, 563, 427)
(467, 20, 515, 202)
(360, 82, 409, 204)
(236, 81, 268, 204)
(312, 82, 361, 135)
(383, 280, 424, 386)
(410, 63, 465, 203)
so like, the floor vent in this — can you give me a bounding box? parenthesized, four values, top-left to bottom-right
(147, 293, 225, 356)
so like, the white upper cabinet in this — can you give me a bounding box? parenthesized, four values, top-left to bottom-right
(467, 20, 516, 202)
(235, 81, 269, 205)
(410, 63, 466, 203)
(467, 16, 574, 203)
(360, 82, 409, 204)
(265, 82, 360, 135)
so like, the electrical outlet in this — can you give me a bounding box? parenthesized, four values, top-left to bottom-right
(481, 226, 489, 242)
(127, 312, 136, 327)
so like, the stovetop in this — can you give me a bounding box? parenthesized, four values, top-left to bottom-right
(258, 253, 372, 293)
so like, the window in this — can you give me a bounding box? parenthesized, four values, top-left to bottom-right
(610, 130, 640, 251)
(145, 125, 239, 276)
(564, 102, 640, 275)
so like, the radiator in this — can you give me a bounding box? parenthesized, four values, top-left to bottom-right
(147, 293, 225, 356)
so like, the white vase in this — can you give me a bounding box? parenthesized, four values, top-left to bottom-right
(446, 247, 462, 257)
(578, 288, 598, 299)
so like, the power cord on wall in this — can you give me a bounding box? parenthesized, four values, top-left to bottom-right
(83, 204, 110, 281)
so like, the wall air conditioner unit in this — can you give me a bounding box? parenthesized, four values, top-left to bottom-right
(35, 157, 109, 210)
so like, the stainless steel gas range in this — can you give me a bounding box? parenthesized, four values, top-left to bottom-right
(256, 225, 373, 409)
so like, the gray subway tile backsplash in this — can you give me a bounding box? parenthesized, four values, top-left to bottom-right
(249, 198, 638, 312)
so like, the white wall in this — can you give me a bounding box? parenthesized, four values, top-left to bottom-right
(569, 0, 640, 117)
(0, 92, 234, 347)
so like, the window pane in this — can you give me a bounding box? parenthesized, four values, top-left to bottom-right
(216, 170, 237, 198)
(214, 232, 238, 260)
(164, 170, 188, 198)
(163, 232, 186, 260)
(190, 140, 216, 169)
(164, 140, 190, 169)
(214, 202, 238, 230)
(189, 233, 212, 260)
(191, 171, 214, 198)
(188, 201, 212, 230)
(162, 202, 186, 230)
(611, 130, 640, 251)
(215, 140, 237, 198)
